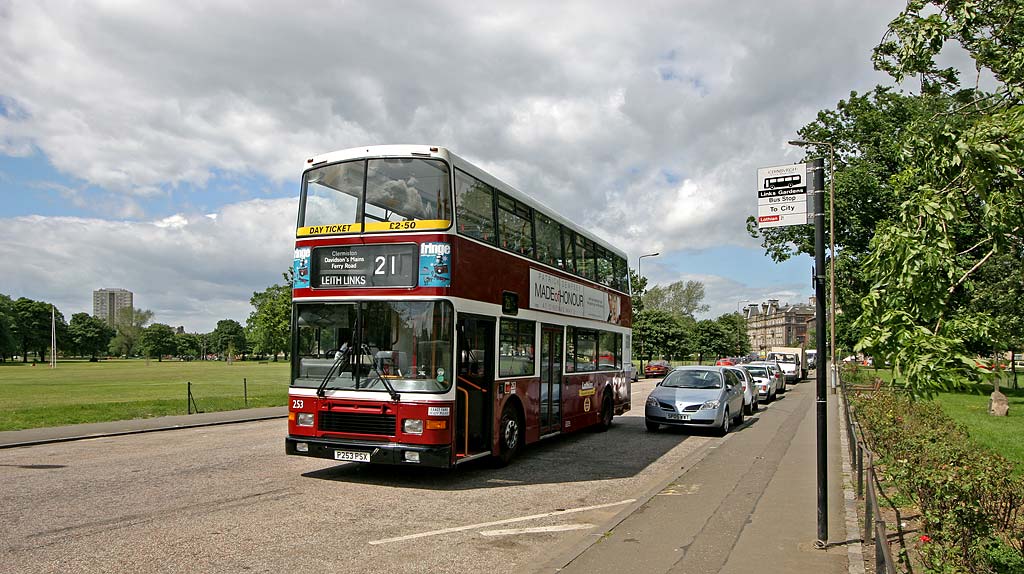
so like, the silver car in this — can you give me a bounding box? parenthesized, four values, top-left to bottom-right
(644, 366, 746, 435)
(726, 366, 759, 415)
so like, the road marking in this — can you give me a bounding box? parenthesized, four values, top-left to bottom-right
(368, 499, 635, 545)
(479, 523, 594, 537)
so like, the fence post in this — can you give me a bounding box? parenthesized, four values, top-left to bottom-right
(244, 377, 248, 406)
(864, 452, 874, 544)
(857, 442, 864, 499)
(188, 381, 192, 414)
(875, 523, 886, 573)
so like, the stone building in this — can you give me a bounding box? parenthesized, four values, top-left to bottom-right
(743, 298, 816, 353)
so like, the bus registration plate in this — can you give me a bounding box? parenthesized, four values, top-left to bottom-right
(667, 413, 690, 421)
(334, 450, 370, 462)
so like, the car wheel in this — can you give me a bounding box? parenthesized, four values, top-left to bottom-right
(744, 399, 753, 416)
(645, 420, 660, 432)
(768, 389, 775, 403)
(753, 397, 759, 413)
(495, 404, 522, 466)
(718, 408, 731, 436)
(734, 407, 744, 426)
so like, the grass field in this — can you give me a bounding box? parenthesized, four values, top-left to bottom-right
(936, 382, 1024, 468)
(0, 359, 289, 431)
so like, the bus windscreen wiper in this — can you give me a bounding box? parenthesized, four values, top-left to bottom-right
(361, 344, 401, 402)
(316, 344, 350, 398)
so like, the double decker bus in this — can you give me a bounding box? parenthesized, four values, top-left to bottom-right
(285, 145, 632, 468)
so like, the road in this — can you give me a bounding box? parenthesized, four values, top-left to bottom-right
(0, 379, 808, 574)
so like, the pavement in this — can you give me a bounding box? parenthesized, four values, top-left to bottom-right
(544, 376, 859, 574)
(0, 377, 860, 574)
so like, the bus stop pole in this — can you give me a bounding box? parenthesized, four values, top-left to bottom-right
(809, 158, 828, 544)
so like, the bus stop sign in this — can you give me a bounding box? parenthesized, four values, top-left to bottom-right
(757, 163, 810, 229)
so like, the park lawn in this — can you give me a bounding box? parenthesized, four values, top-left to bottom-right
(0, 359, 289, 431)
(934, 382, 1024, 469)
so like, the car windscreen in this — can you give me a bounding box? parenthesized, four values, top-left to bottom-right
(661, 370, 722, 389)
(770, 353, 796, 362)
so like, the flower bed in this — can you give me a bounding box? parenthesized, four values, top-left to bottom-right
(852, 388, 1024, 572)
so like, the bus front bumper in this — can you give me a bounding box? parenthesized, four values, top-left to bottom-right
(285, 435, 452, 468)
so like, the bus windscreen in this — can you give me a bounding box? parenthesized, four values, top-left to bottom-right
(301, 158, 451, 235)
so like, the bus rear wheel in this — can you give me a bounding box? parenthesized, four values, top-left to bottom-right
(596, 392, 614, 432)
(496, 403, 522, 466)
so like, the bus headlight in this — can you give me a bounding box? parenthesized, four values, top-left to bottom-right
(403, 419, 424, 434)
(296, 413, 314, 427)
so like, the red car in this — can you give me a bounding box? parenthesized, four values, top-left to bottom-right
(644, 360, 671, 377)
(715, 358, 735, 366)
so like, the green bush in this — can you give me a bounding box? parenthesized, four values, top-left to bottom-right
(853, 391, 1024, 573)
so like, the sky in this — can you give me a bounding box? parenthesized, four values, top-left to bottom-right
(0, 0, 906, 333)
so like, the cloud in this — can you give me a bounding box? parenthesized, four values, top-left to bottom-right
(0, 198, 297, 332)
(0, 0, 910, 327)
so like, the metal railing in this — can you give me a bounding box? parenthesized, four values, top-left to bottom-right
(841, 378, 899, 574)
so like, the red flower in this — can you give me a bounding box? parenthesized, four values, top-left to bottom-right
(920, 535, 931, 543)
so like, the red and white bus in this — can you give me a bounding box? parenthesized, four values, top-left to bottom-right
(285, 145, 632, 468)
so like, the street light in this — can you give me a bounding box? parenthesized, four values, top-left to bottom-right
(637, 252, 659, 377)
(789, 139, 837, 394)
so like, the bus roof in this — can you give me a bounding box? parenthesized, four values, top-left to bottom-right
(303, 145, 629, 261)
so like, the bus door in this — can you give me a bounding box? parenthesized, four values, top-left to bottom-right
(456, 315, 494, 457)
(539, 325, 563, 435)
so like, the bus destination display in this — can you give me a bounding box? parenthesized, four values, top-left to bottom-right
(312, 244, 416, 288)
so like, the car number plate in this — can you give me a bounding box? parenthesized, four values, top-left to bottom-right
(667, 413, 691, 421)
(334, 450, 370, 462)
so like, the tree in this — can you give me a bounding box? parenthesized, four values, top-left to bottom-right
(0, 294, 16, 361)
(174, 332, 202, 360)
(747, 87, 937, 355)
(246, 276, 291, 361)
(629, 269, 649, 316)
(854, 0, 1024, 395)
(11, 298, 62, 362)
(644, 280, 709, 318)
(68, 313, 115, 360)
(140, 323, 177, 361)
(108, 308, 153, 357)
(717, 313, 751, 358)
(633, 309, 694, 362)
(211, 319, 247, 359)
(694, 319, 730, 364)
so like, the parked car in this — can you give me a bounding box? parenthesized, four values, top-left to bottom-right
(714, 357, 735, 366)
(764, 360, 787, 393)
(741, 363, 778, 403)
(748, 360, 786, 393)
(644, 366, 746, 435)
(644, 360, 671, 378)
(726, 366, 759, 415)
